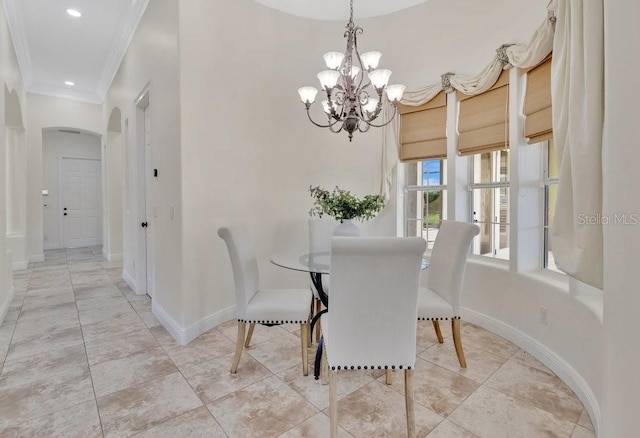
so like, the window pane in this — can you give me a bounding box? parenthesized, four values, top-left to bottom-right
(544, 183, 560, 271)
(405, 189, 446, 249)
(421, 159, 446, 185)
(471, 187, 510, 259)
(548, 139, 558, 179)
(472, 150, 509, 184)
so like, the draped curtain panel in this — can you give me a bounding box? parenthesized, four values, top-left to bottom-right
(550, 0, 604, 289)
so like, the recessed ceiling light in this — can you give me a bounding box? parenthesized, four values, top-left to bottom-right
(65, 81, 75, 86)
(66, 9, 82, 18)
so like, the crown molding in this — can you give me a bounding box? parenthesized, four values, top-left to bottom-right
(3, 0, 34, 88)
(95, 0, 149, 102)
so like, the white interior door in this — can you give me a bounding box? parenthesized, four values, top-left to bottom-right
(61, 157, 102, 248)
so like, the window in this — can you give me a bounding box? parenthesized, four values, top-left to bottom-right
(469, 150, 510, 259)
(405, 159, 447, 249)
(542, 139, 560, 271)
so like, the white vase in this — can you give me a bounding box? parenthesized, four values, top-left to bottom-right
(333, 219, 361, 236)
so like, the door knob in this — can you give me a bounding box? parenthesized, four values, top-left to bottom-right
(141, 222, 148, 228)
(64, 213, 67, 216)
(63, 207, 67, 211)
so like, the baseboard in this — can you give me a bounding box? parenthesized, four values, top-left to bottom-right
(461, 308, 601, 435)
(108, 253, 123, 262)
(152, 300, 236, 346)
(13, 260, 28, 270)
(0, 286, 16, 326)
(122, 269, 137, 293)
(28, 254, 44, 263)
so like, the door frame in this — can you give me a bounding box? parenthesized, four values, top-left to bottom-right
(58, 155, 102, 249)
(134, 85, 153, 297)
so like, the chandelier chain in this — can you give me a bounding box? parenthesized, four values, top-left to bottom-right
(349, 0, 354, 25)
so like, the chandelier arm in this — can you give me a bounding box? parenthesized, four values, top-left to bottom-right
(305, 108, 342, 129)
(352, 27, 367, 91)
(329, 121, 344, 133)
(363, 104, 398, 128)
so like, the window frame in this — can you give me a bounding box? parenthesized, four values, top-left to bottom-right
(541, 140, 560, 271)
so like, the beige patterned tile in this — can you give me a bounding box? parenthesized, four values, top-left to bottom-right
(279, 364, 373, 410)
(20, 293, 76, 315)
(219, 321, 289, 346)
(81, 311, 145, 343)
(17, 301, 77, 323)
(0, 344, 87, 390)
(85, 327, 159, 365)
(279, 412, 353, 437)
(416, 320, 442, 354)
(75, 294, 128, 311)
(207, 375, 318, 438)
(90, 345, 178, 397)
(136, 308, 162, 328)
(447, 386, 575, 438)
(419, 341, 507, 383)
(485, 352, 583, 422)
(78, 302, 137, 326)
(97, 372, 202, 437)
(577, 410, 594, 431)
(460, 322, 519, 361)
(0, 366, 94, 429)
(23, 285, 74, 299)
(2, 310, 20, 324)
(330, 380, 444, 437)
(73, 284, 123, 301)
(382, 357, 480, 417)
(426, 419, 478, 437)
(134, 406, 226, 438)
(571, 424, 596, 438)
(163, 329, 236, 370)
(245, 332, 304, 374)
(0, 400, 102, 438)
(67, 262, 103, 273)
(5, 326, 84, 361)
(182, 352, 271, 403)
(12, 311, 79, 342)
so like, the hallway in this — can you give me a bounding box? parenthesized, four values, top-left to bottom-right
(0, 250, 595, 437)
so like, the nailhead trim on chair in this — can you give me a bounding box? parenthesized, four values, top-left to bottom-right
(417, 316, 461, 321)
(238, 319, 308, 324)
(329, 365, 412, 371)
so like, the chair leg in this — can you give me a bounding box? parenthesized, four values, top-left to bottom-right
(385, 370, 394, 385)
(300, 323, 309, 376)
(432, 320, 444, 344)
(230, 321, 246, 374)
(321, 341, 329, 385)
(329, 369, 338, 438)
(452, 319, 467, 368)
(404, 369, 416, 438)
(244, 323, 255, 348)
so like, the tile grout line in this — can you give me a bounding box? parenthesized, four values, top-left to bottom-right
(0, 267, 33, 376)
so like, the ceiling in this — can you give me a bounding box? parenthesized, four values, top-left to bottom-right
(3, 0, 148, 104)
(3, 0, 424, 104)
(253, 0, 428, 20)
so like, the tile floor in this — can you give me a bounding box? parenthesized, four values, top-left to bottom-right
(0, 247, 596, 437)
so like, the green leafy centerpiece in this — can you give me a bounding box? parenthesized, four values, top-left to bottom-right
(309, 186, 385, 234)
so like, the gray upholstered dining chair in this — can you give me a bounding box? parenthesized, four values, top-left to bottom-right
(320, 236, 426, 438)
(218, 225, 313, 376)
(417, 220, 479, 368)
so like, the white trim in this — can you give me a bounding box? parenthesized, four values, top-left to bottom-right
(12, 260, 28, 270)
(29, 254, 44, 263)
(461, 307, 601, 435)
(122, 268, 137, 293)
(102, 247, 123, 262)
(0, 286, 16, 325)
(152, 301, 237, 346)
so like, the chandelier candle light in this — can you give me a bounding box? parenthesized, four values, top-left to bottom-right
(297, 0, 405, 141)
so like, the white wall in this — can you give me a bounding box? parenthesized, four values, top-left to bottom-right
(601, 1, 640, 436)
(104, 128, 123, 260)
(0, 0, 25, 322)
(25, 93, 103, 260)
(177, 0, 546, 332)
(104, 0, 182, 314)
(42, 130, 101, 249)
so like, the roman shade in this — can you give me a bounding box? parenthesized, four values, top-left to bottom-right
(524, 56, 553, 144)
(457, 70, 509, 156)
(398, 92, 447, 162)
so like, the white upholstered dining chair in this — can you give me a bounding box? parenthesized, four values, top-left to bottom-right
(321, 236, 426, 438)
(218, 225, 313, 376)
(418, 220, 479, 368)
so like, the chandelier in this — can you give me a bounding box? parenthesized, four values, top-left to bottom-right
(297, 0, 405, 141)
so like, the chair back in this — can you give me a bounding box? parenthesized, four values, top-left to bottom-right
(427, 221, 479, 313)
(217, 225, 260, 319)
(327, 237, 426, 369)
(308, 217, 339, 254)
